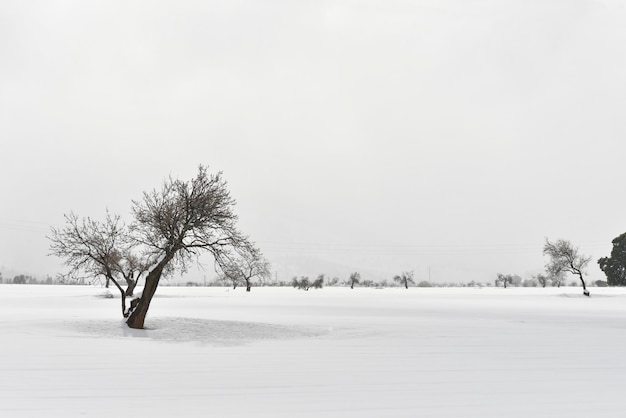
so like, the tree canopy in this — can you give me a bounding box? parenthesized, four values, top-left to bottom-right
(598, 232, 626, 286)
(49, 211, 142, 315)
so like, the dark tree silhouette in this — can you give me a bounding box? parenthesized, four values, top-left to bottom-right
(393, 271, 415, 289)
(126, 166, 251, 328)
(349, 272, 360, 289)
(598, 232, 626, 286)
(292, 276, 310, 290)
(311, 274, 324, 289)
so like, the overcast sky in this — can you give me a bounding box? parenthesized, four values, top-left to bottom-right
(1, 0, 625, 284)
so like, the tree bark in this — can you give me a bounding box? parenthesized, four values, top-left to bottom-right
(125, 278, 137, 297)
(577, 271, 590, 296)
(126, 256, 171, 329)
(245, 278, 251, 292)
(104, 272, 127, 317)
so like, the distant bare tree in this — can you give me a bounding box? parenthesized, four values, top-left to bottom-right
(349, 272, 360, 289)
(496, 273, 513, 288)
(13, 275, 30, 284)
(292, 276, 310, 290)
(221, 267, 241, 289)
(311, 274, 324, 289)
(393, 271, 415, 289)
(543, 238, 591, 296)
(549, 270, 566, 288)
(219, 246, 271, 291)
(291, 275, 323, 290)
(534, 273, 548, 288)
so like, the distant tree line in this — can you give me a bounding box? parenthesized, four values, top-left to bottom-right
(0, 273, 61, 285)
(27, 230, 626, 295)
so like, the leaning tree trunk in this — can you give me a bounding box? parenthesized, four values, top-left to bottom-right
(245, 278, 251, 292)
(126, 257, 170, 329)
(578, 272, 590, 297)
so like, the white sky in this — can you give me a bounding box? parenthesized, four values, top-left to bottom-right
(1, 0, 625, 283)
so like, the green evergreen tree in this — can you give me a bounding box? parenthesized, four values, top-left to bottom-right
(598, 233, 626, 286)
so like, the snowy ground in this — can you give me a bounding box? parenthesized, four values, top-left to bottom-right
(1, 285, 626, 417)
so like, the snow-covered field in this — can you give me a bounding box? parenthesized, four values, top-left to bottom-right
(2, 285, 626, 417)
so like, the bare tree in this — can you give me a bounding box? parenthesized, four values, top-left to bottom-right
(291, 275, 323, 290)
(292, 276, 310, 290)
(50, 166, 253, 328)
(219, 246, 271, 292)
(349, 272, 360, 289)
(393, 271, 415, 289)
(311, 274, 324, 289)
(48, 211, 136, 316)
(220, 266, 242, 289)
(534, 273, 548, 288)
(496, 273, 513, 288)
(551, 270, 566, 288)
(543, 238, 591, 296)
(127, 166, 251, 328)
